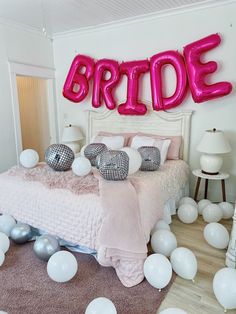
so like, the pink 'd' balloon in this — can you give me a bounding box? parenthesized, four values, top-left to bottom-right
(92, 59, 120, 110)
(184, 33, 232, 103)
(118, 60, 149, 115)
(150, 50, 187, 111)
(63, 54, 94, 102)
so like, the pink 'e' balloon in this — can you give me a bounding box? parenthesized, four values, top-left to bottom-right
(150, 50, 188, 111)
(63, 54, 94, 103)
(92, 59, 120, 110)
(118, 60, 149, 115)
(184, 33, 232, 103)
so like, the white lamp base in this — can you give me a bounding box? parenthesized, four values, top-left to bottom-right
(200, 154, 223, 175)
(63, 142, 80, 154)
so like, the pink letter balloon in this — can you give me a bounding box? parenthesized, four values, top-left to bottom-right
(150, 50, 187, 111)
(63, 54, 94, 103)
(118, 60, 149, 115)
(92, 59, 120, 110)
(184, 33, 232, 103)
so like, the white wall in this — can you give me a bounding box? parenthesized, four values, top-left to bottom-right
(54, 2, 236, 202)
(0, 24, 54, 172)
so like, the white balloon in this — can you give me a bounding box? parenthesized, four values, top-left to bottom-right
(204, 223, 229, 249)
(72, 157, 91, 176)
(19, 149, 39, 168)
(179, 197, 197, 208)
(80, 145, 86, 157)
(170, 247, 197, 280)
(151, 219, 170, 236)
(151, 229, 177, 257)
(0, 214, 16, 237)
(160, 308, 188, 314)
(177, 204, 198, 224)
(47, 251, 78, 283)
(85, 297, 117, 314)
(0, 232, 10, 254)
(202, 204, 222, 223)
(0, 249, 5, 266)
(219, 202, 234, 219)
(121, 147, 142, 175)
(144, 253, 172, 290)
(213, 267, 236, 310)
(0, 312, 8, 314)
(198, 199, 211, 215)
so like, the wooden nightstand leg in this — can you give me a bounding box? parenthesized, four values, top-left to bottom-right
(221, 179, 226, 202)
(194, 177, 201, 201)
(204, 179, 208, 199)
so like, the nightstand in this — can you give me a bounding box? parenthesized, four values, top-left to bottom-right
(192, 169, 229, 202)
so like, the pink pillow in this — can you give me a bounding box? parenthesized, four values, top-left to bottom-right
(128, 133, 182, 160)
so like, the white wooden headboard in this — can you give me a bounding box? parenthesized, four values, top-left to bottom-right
(87, 103, 193, 162)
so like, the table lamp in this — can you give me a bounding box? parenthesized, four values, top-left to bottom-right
(61, 124, 84, 154)
(197, 128, 231, 175)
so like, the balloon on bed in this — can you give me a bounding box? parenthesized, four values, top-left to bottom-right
(45, 144, 75, 171)
(99, 150, 129, 181)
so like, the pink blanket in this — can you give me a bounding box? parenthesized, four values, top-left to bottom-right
(0, 160, 189, 287)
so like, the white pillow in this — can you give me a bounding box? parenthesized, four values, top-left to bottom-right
(130, 135, 171, 165)
(92, 135, 125, 150)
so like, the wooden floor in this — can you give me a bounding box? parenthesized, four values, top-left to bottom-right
(157, 216, 236, 314)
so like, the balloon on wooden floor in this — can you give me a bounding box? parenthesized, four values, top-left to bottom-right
(218, 202, 234, 219)
(170, 247, 197, 281)
(213, 267, 236, 311)
(177, 204, 198, 224)
(204, 223, 229, 249)
(198, 199, 211, 215)
(85, 297, 117, 314)
(202, 204, 223, 223)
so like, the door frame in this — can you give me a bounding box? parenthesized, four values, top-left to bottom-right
(9, 62, 59, 163)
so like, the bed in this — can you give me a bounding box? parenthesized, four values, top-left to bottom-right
(0, 104, 192, 287)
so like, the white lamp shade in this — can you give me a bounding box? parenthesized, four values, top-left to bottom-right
(197, 129, 231, 154)
(62, 125, 84, 142)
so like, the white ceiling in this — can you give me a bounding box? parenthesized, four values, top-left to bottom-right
(0, 0, 228, 36)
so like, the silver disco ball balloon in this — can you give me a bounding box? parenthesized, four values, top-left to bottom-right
(45, 144, 75, 171)
(138, 146, 160, 171)
(33, 234, 60, 261)
(84, 143, 108, 166)
(10, 222, 33, 244)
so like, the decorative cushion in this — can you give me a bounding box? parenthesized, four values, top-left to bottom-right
(84, 143, 108, 166)
(138, 146, 161, 171)
(45, 144, 75, 171)
(99, 150, 129, 181)
(92, 134, 126, 150)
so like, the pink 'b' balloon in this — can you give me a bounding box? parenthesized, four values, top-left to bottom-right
(118, 60, 149, 115)
(63, 54, 94, 102)
(184, 33, 232, 103)
(92, 59, 120, 110)
(150, 50, 187, 111)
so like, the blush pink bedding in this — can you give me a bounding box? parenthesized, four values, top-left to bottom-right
(0, 160, 189, 287)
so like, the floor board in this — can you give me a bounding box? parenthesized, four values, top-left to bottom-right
(157, 215, 236, 314)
